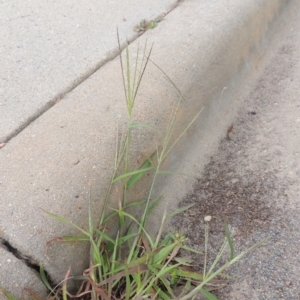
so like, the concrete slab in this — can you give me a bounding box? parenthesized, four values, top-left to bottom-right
(0, 0, 178, 143)
(0, 0, 289, 297)
(0, 246, 47, 299)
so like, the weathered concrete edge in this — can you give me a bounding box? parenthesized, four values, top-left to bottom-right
(0, 0, 289, 296)
(153, 0, 291, 230)
(128, 0, 290, 232)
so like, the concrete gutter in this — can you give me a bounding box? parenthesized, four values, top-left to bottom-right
(0, 0, 289, 297)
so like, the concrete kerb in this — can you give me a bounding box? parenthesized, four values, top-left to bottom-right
(0, 0, 288, 297)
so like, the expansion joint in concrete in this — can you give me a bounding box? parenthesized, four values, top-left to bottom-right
(3, 5, 179, 145)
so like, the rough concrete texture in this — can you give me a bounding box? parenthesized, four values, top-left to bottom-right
(0, 246, 47, 299)
(0, 0, 289, 297)
(0, 0, 178, 143)
(172, 1, 300, 298)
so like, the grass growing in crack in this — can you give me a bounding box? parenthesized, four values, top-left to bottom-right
(0, 39, 269, 300)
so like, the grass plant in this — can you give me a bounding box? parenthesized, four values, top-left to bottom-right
(0, 38, 269, 300)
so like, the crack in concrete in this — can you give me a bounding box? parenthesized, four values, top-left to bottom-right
(0, 237, 55, 289)
(3, 3, 180, 145)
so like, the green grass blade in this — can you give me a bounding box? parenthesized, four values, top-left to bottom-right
(91, 240, 102, 267)
(123, 248, 162, 270)
(206, 239, 227, 278)
(154, 212, 167, 248)
(155, 275, 175, 298)
(62, 268, 71, 300)
(224, 220, 234, 260)
(131, 263, 144, 294)
(152, 283, 170, 300)
(174, 268, 204, 281)
(153, 242, 178, 264)
(55, 236, 89, 242)
(112, 166, 153, 184)
(181, 245, 203, 255)
(132, 42, 153, 102)
(0, 287, 17, 300)
(124, 199, 147, 208)
(200, 288, 218, 300)
(43, 210, 90, 236)
(126, 235, 140, 264)
(148, 263, 181, 288)
(131, 41, 140, 98)
(149, 57, 186, 102)
(163, 107, 204, 160)
(126, 159, 152, 189)
(88, 192, 94, 237)
(102, 200, 147, 224)
(110, 208, 154, 248)
(94, 228, 116, 244)
(117, 232, 138, 246)
(173, 256, 193, 265)
(110, 231, 119, 275)
(181, 238, 270, 300)
(117, 29, 128, 111)
(125, 44, 132, 113)
(167, 204, 195, 219)
(125, 265, 131, 300)
(39, 264, 53, 292)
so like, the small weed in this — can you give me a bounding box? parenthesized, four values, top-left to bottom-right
(134, 15, 164, 34)
(1, 36, 269, 300)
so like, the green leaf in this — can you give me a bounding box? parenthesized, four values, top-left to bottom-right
(173, 256, 193, 265)
(39, 264, 53, 292)
(224, 220, 234, 260)
(152, 283, 171, 300)
(125, 265, 131, 300)
(110, 231, 119, 275)
(173, 268, 204, 281)
(124, 199, 147, 208)
(126, 159, 152, 189)
(56, 236, 89, 242)
(150, 263, 181, 284)
(200, 287, 218, 300)
(181, 244, 203, 255)
(95, 228, 115, 244)
(110, 208, 154, 248)
(0, 287, 17, 300)
(91, 240, 102, 267)
(112, 166, 152, 185)
(118, 208, 125, 227)
(153, 242, 178, 264)
(117, 232, 138, 246)
(102, 200, 147, 224)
